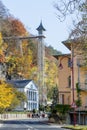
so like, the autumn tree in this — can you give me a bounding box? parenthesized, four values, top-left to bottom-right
(45, 57, 58, 101)
(0, 80, 15, 113)
(47, 45, 62, 55)
(0, 0, 12, 37)
(0, 80, 27, 113)
(1, 17, 37, 80)
(10, 18, 27, 36)
(0, 32, 5, 63)
(7, 88, 27, 111)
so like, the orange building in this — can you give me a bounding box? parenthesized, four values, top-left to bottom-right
(54, 40, 87, 125)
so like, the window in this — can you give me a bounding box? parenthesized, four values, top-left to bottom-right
(68, 76, 71, 87)
(85, 74, 87, 89)
(59, 94, 64, 104)
(85, 96, 87, 107)
(68, 58, 71, 67)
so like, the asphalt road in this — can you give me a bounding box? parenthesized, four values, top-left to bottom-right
(0, 118, 65, 130)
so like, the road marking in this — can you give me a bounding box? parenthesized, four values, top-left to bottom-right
(28, 128, 38, 130)
(0, 124, 3, 127)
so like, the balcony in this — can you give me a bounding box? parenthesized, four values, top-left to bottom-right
(75, 106, 87, 112)
(79, 83, 87, 91)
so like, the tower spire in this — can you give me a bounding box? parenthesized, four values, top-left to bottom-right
(36, 21, 46, 35)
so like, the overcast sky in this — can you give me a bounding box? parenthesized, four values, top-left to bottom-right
(2, 0, 73, 53)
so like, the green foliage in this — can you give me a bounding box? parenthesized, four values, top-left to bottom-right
(7, 88, 27, 111)
(76, 99, 82, 107)
(64, 125, 87, 130)
(51, 108, 57, 114)
(44, 105, 51, 112)
(32, 109, 36, 113)
(54, 104, 71, 115)
(15, 90, 27, 103)
(52, 85, 59, 106)
(76, 82, 82, 107)
(50, 104, 70, 122)
(76, 82, 81, 93)
(47, 45, 62, 55)
(39, 105, 44, 111)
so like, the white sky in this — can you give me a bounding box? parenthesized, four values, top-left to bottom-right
(2, 0, 72, 53)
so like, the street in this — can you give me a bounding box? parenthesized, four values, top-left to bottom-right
(0, 118, 65, 130)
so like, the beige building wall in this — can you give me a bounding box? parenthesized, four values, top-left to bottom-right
(57, 53, 87, 108)
(57, 55, 71, 105)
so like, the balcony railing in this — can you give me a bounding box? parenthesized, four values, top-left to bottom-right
(75, 106, 87, 111)
(79, 83, 87, 91)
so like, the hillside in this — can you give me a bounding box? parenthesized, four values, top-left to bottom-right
(0, 0, 61, 101)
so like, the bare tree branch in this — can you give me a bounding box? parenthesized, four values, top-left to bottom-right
(53, 0, 83, 21)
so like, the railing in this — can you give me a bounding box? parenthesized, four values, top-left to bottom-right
(0, 113, 32, 120)
(76, 106, 87, 111)
(79, 83, 87, 91)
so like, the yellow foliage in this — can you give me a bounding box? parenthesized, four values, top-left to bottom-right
(0, 32, 2, 45)
(0, 81, 15, 109)
(0, 32, 5, 63)
(45, 58, 58, 89)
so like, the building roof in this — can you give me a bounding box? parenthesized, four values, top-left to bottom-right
(53, 53, 71, 59)
(7, 79, 32, 88)
(36, 21, 46, 31)
(62, 37, 83, 50)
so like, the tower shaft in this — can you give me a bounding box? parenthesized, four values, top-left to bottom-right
(37, 21, 46, 106)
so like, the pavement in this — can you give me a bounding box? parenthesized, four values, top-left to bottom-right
(0, 118, 64, 128)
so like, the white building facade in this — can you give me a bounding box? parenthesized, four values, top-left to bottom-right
(8, 80, 39, 111)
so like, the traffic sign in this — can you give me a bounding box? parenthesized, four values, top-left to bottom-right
(71, 102, 77, 108)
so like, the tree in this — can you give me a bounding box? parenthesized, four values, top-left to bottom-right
(0, 80, 27, 112)
(0, 0, 9, 19)
(8, 88, 27, 111)
(0, 16, 37, 80)
(0, 80, 15, 113)
(52, 85, 59, 107)
(68, 0, 87, 65)
(45, 57, 58, 100)
(47, 45, 62, 55)
(0, 32, 5, 63)
(53, 0, 83, 21)
(0, 0, 12, 37)
(10, 18, 27, 36)
(54, 0, 87, 64)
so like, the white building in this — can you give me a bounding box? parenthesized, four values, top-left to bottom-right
(7, 80, 39, 111)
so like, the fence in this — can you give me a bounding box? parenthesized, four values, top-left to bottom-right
(0, 113, 32, 120)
